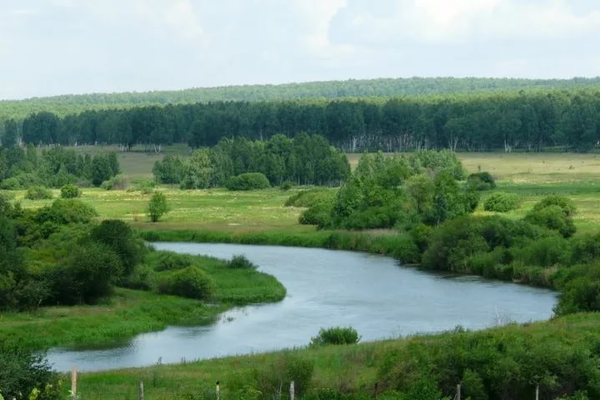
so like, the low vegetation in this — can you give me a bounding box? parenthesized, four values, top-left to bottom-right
(72, 313, 600, 400)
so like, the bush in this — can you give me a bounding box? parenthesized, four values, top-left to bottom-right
(533, 195, 576, 217)
(280, 181, 294, 191)
(101, 175, 129, 190)
(152, 251, 193, 272)
(157, 266, 215, 300)
(60, 183, 81, 199)
(285, 189, 336, 208)
(25, 186, 53, 200)
(299, 202, 333, 227)
(46, 242, 123, 304)
(148, 191, 169, 222)
(483, 192, 520, 212)
(310, 327, 360, 346)
(227, 255, 258, 269)
(0, 345, 61, 400)
(252, 354, 314, 399)
(0, 177, 20, 190)
(129, 179, 156, 194)
(226, 172, 271, 191)
(467, 171, 496, 190)
(91, 219, 144, 276)
(525, 205, 576, 238)
(36, 199, 97, 225)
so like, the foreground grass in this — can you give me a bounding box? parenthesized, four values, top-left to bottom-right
(72, 312, 600, 400)
(0, 255, 285, 351)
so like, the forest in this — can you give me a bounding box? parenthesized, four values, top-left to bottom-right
(7, 88, 600, 152)
(2, 76, 600, 123)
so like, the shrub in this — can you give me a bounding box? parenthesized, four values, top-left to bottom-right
(280, 181, 294, 191)
(467, 171, 496, 191)
(148, 191, 169, 222)
(483, 192, 520, 212)
(0, 345, 61, 400)
(571, 232, 600, 264)
(157, 266, 215, 300)
(227, 255, 258, 269)
(310, 327, 360, 346)
(129, 179, 156, 194)
(299, 202, 333, 227)
(0, 177, 20, 190)
(60, 183, 81, 199)
(226, 172, 271, 191)
(533, 195, 576, 217)
(525, 204, 576, 238)
(152, 251, 193, 272)
(25, 186, 53, 200)
(253, 354, 314, 399)
(91, 219, 144, 276)
(101, 175, 129, 190)
(36, 199, 97, 225)
(46, 242, 123, 304)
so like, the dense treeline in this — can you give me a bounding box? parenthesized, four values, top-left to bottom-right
(0, 145, 119, 188)
(3, 76, 600, 124)
(11, 89, 600, 152)
(154, 134, 350, 187)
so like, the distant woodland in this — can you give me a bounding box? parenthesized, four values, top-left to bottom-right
(3, 77, 600, 152)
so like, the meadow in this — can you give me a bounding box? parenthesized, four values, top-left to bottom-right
(11, 150, 600, 235)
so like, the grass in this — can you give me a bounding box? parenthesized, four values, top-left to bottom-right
(0, 254, 285, 351)
(71, 312, 600, 399)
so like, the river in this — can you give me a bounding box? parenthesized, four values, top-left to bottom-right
(47, 242, 557, 371)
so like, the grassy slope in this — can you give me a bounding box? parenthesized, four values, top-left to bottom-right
(75, 312, 600, 400)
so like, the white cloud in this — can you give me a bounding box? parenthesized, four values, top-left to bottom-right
(1, 0, 600, 99)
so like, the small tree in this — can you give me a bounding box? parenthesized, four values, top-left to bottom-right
(148, 191, 169, 222)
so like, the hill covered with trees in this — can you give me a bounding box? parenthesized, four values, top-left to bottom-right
(2, 76, 600, 124)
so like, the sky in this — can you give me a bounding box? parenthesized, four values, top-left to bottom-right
(1, 0, 599, 99)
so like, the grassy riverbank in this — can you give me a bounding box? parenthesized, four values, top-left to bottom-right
(70, 312, 600, 400)
(0, 255, 285, 351)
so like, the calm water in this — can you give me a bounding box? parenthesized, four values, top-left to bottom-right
(47, 243, 557, 371)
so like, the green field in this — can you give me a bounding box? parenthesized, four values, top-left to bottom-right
(11, 150, 600, 235)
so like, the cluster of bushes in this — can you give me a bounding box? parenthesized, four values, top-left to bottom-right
(0, 197, 146, 309)
(154, 134, 350, 189)
(298, 151, 478, 230)
(0, 145, 120, 189)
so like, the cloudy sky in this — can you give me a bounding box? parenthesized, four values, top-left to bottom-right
(1, 0, 599, 99)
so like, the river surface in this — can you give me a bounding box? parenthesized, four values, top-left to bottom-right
(47, 242, 557, 371)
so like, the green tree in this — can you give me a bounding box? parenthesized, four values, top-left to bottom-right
(90, 219, 143, 275)
(180, 148, 214, 189)
(147, 191, 169, 222)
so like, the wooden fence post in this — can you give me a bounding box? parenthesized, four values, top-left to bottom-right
(139, 381, 144, 400)
(70, 368, 78, 400)
(216, 380, 220, 400)
(535, 384, 539, 400)
(456, 383, 461, 400)
(290, 381, 295, 400)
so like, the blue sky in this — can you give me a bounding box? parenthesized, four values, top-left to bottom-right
(1, 0, 599, 99)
